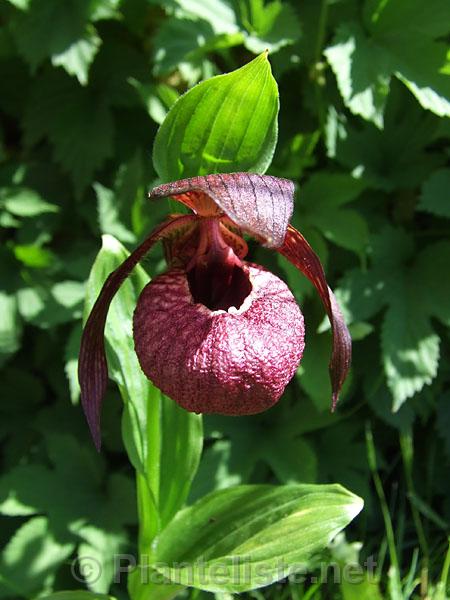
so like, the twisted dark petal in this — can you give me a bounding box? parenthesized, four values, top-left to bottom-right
(149, 173, 294, 248)
(78, 215, 197, 450)
(278, 225, 352, 409)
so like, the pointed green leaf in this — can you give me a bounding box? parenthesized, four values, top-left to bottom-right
(152, 484, 363, 593)
(153, 52, 279, 181)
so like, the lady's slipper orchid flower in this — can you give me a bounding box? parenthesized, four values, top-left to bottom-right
(79, 173, 351, 449)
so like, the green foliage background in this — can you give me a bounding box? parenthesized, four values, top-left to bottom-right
(0, 0, 449, 598)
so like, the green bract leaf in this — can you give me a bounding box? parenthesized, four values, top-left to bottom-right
(152, 484, 363, 593)
(153, 52, 279, 181)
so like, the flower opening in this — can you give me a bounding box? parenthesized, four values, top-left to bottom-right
(78, 173, 351, 449)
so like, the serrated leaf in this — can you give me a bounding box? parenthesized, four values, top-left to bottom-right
(18, 280, 85, 327)
(328, 89, 443, 191)
(318, 423, 369, 499)
(11, 0, 101, 84)
(5, 0, 30, 9)
(325, 23, 390, 128)
(312, 209, 369, 254)
(76, 526, 127, 594)
(94, 183, 136, 244)
(241, 0, 300, 54)
(14, 244, 56, 268)
(167, 0, 239, 35)
(382, 296, 439, 411)
(263, 436, 317, 484)
(418, 168, 450, 218)
(129, 80, 179, 125)
(366, 0, 450, 38)
(0, 464, 55, 516)
(24, 70, 114, 196)
(336, 229, 449, 410)
(152, 17, 239, 81)
(326, 3, 450, 125)
(153, 52, 279, 181)
(152, 484, 363, 592)
(0, 517, 74, 597)
(51, 27, 101, 86)
(0, 292, 22, 363)
(1, 187, 59, 216)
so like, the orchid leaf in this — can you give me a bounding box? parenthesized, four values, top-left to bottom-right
(153, 52, 279, 181)
(152, 484, 363, 592)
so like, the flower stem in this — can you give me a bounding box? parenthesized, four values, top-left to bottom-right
(365, 422, 402, 599)
(399, 430, 429, 561)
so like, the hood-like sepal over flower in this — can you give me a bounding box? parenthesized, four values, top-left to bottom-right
(79, 173, 351, 449)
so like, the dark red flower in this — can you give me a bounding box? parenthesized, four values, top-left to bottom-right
(79, 173, 351, 449)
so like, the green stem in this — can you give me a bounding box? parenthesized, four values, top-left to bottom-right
(365, 423, 402, 599)
(438, 539, 450, 595)
(130, 390, 171, 600)
(399, 431, 429, 563)
(137, 389, 162, 558)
